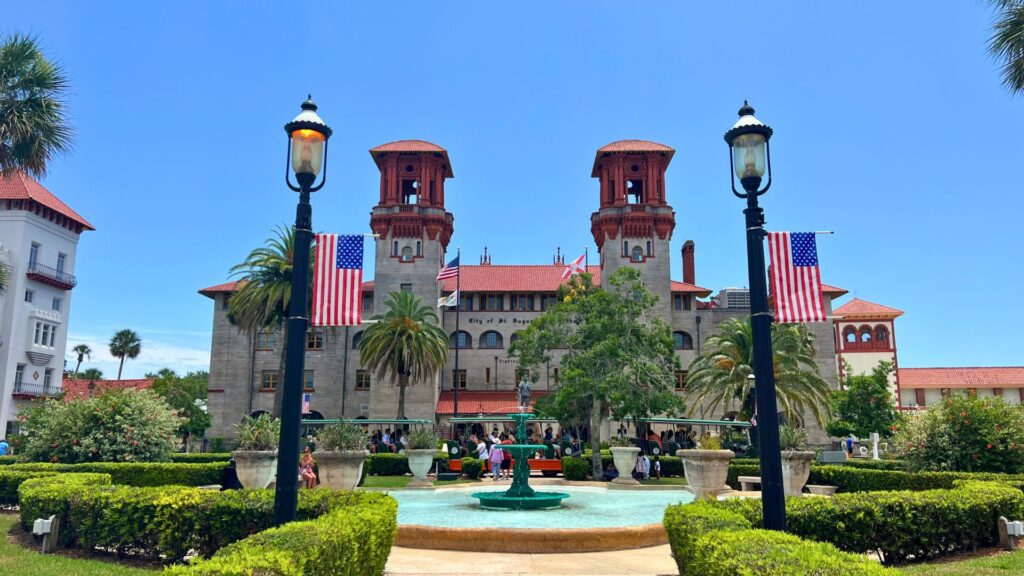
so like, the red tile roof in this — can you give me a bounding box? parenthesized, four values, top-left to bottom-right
(61, 378, 154, 400)
(834, 298, 903, 320)
(436, 390, 549, 416)
(898, 367, 1024, 390)
(369, 140, 453, 177)
(0, 170, 94, 230)
(821, 284, 848, 297)
(592, 140, 675, 176)
(440, 264, 713, 295)
(199, 279, 374, 298)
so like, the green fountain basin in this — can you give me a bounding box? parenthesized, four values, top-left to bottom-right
(472, 490, 570, 510)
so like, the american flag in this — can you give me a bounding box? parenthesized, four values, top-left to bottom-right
(302, 393, 312, 415)
(436, 255, 459, 281)
(767, 232, 826, 323)
(312, 233, 363, 326)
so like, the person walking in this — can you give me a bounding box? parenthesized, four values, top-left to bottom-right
(0, 437, 10, 456)
(489, 439, 504, 481)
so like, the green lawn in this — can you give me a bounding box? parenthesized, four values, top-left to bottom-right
(360, 476, 478, 488)
(640, 477, 688, 486)
(0, 514, 154, 576)
(900, 549, 1024, 575)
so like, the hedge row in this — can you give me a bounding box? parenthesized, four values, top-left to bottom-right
(663, 500, 894, 575)
(7, 461, 227, 487)
(0, 455, 17, 465)
(731, 457, 910, 471)
(17, 473, 397, 562)
(168, 453, 233, 464)
(0, 469, 60, 504)
(559, 454, 685, 480)
(365, 452, 449, 476)
(726, 462, 1024, 493)
(711, 480, 1024, 565)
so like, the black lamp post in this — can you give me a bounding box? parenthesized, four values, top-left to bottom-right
(724, 101, 786, 532)
(273, 96, 332, 526)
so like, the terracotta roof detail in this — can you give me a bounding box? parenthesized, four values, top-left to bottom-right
(670, 281, 713, 297)
(592, 140, 675, 177)
(821, 284, 848, 297)
(834, 298, 903, 319)
(369, 140, 453, 177)
(436, 390, 549, 416)
(0, 170, 94, 230)
(62, 378, 154, 400)
(898, 367, 1024, 389)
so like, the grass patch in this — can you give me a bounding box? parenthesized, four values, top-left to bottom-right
(640, 477, 688, 486)
(900, 549, 1024, 575)
(0, 514, 153, 575)
(360, 476, 479, 488)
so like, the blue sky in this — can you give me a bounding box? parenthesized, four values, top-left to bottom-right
(6, 2, 1021, 378)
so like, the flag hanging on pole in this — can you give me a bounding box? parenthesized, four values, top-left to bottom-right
(437, 290, 459, 308)
(767, 232, 826, 323)
(312, 233, 363, 326)
(561, 253, 586, 280)
(302, 393, 312, 415)
(436, 255, 459, 281)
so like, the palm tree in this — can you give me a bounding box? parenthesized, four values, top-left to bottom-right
(0, 34, 73, 178)
(228, 224, 313, 416)
(989, 1, 1024, 94)
(358, 291, 449, 419)
(685, 317, 832, 427)
(71, 343, 91, 377)
(79, 367, 103, 381)
(109, 329, 142, 380)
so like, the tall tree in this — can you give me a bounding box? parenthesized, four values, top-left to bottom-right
(109, 329, 142, 380)
(70, 343, 91, 377)
(826, 361, 902, 439)
(0, 34, 73, 178)
(79, 367, 103, 381)
(512, 268, 684, 478)
(227, 224, 313, 417)
(147, 368, 211, 450)
(357, 291, 449, 419)
(685, 317, 832, 427)
(988, 0, 1024, 94)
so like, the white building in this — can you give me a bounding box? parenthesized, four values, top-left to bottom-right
(0, 171, 93, 437)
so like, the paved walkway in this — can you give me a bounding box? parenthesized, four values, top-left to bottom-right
(385, 544, 678, 576)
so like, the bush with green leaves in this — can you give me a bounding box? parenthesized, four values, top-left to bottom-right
(365, 452, 449, 476)
(6, 461, 226, 487)
(728, 461, 1024, 493)
(0, 455, 17, 465)
(891, 393, 1024, 473)
(168, 453, 233, 463)
(318, 422, 368, 451)
(17, 388, 182, 463)
(562, 456, 590, 480)
(235, 413, 281, 451)
(405, 428, 439, 450)
(826, 361, 902, 439)
(778, 425, 808, 451)
(608, 435, 635, 448)
(460, 457, 484, 479)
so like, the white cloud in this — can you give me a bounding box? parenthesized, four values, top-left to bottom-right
(65, 332, 210, 379)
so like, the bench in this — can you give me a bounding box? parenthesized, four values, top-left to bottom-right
(818, 451, 848, 465)
(806, 484, 838, 496)
(738, 475, 762, 491)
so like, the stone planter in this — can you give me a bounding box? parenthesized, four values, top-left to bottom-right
(609, 446, 640, 485)
(406, 449, 436, 487)
(316, 450, 369, 491)
(232, 450, 278, 489)
(781, 450, 815, 497)
(678, 449, 735, 499)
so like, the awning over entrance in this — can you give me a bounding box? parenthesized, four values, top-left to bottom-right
(436, 390, 549, 416)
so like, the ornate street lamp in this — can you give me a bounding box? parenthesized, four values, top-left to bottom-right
(273, 96, 332, 526)
(724, 101, 786, 532)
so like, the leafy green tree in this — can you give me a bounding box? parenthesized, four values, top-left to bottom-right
(0, 34, 73, 178)
(109, 329, 142, 380)
(358, 291, 449, 419)
(826, 361, 902, 439)
(228, 224, 313, 416)
(512, 268, 684, 478)
(147, 368, 211, 450)
(78, 367, 103, 380)
(988, 0, 1024, 94)
(70, 343, 91, 377)
(685, 317, 832, 427)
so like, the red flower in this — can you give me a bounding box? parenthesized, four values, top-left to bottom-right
(961, 412, 967, 417)
(50, 455, 58, 462)
(987, 444, 994, 449)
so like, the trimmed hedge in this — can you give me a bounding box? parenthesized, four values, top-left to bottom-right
(18, 473, 112, 545)
(726, 462, 1024, 493)
(7, 461, 227, 487)
(460, 457, 484, 480)
(663, 500, 750, 573)
(0, 469, 60, 504)
(168, 453, 233, 464)
(365, 452, 449, 476)
(0, 455, 17, 465)
(712, 480, 1024, 564)
(562, 457, 590, 480)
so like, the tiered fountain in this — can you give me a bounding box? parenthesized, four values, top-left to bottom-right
(471, 411, 569, 510)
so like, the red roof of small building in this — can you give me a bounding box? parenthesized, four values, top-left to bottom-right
(821, 284, 848, 297)
(834, 298, 903, 320)
(0, 169, 94, 230)
(898, 367, 1024, 390)
(592, 140, 675, 176)
(61, 378, 154, 400)
(199, 279, 374, 298)
(369, 140, 453, 177)
(436, 390, 550, 416)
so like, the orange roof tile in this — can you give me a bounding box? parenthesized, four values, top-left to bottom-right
(834, 298, 903, 320)
(436, 390, 549, 416)
(199, 279, 374, 298)
(898, 367, 1024, 389)
(821, 283, 848, 297)
(369, 140, 453, 177)
(62, 378, 153, 400)
(670, 280, 713, 297)
(0, 170, 94, 230)
(592, 140, 675, 176)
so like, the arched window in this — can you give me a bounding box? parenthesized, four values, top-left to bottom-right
(631, 246, 644, 262)
(479, 330, 504, 349)
(351, 331, 363, 349)
(673, 331, 694, 350)
(401, 246, 413, 262)
(875, 325, 889, 342)
(450, 330, 472, 349)
(859, 326, 873, 342)
(247, 410, 269, 421)
(843, 326, 857, 343)
(510, 331, 523, 346)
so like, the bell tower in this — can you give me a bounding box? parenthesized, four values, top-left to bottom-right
(590, 140, 676, 317)
(367, 140, 455, 418)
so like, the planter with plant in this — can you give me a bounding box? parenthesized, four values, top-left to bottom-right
(608, 435, 640, 485)
(405, 428, 439, 487)
(232, 414, 280, 489)
(779, 425, 814, 496)
(678, 435, 735, 499)
(315, 422, 369, 490)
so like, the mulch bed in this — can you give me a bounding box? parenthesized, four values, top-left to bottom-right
(3, 511, 162, 570)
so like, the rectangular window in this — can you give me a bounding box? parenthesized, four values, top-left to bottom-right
(675, 370, 689, 391)
(484, 294, 502, 311)
(485, 367, 491, 384)
(541, 295, 558, 311)
(683, 295, 692, 311)
(483, 332, 498, 348)
(221, 295, 231, 310)
(452, 369, 467, 389)
(25, 290, 34, 303)
(260, 371, 279, 390)
(673, 294, 682, 311)
(14, 365, 25, 392)
(255, 330, 275, 350)
(29, 242, 40, 267)
(305, 328, 323, 350)
(43, 368, 53, 393)
(356, 369, 371, 390)
(33, 321, 57, 348)
(362, 293, 373, 312)
(453, 331, 469, 349)
(512, 294, 534, 311)
(553, 368, 559, 384)
(52, 297, 62, 312)
(400, 283, 412, 293)
(304, 370, 315, 390)
(458, 295, 473, 311)
(56, 253, 67, 273)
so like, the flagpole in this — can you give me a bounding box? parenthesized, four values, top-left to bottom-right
(584, 246, 589, 271)
(454, 248, 461, 422)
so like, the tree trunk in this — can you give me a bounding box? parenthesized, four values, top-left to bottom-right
(117, 356, 125, 380)
(272, 323, 288, 417)
(590, 395, 603, 478)
(74, 359, 82, 378)
(397, 373, 408, 419)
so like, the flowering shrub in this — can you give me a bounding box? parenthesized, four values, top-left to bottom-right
(18, 388, 182, 463)
(891, 393, 1024, 473)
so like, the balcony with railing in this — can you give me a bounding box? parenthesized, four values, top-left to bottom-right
(13, 379, 60, 398)
(26, 261, 77, 290)
(842, 340, 892, 352)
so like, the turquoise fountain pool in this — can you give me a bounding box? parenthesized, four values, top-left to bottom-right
(390, 486, 695, 529)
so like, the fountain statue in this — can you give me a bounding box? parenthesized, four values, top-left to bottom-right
(471, 409, 569, 510)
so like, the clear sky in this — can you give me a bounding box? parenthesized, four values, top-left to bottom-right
(6, 2, 1022, 379)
